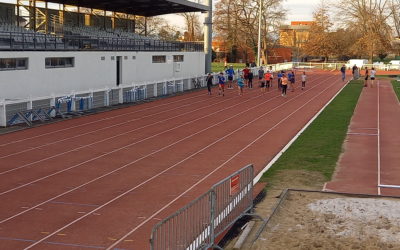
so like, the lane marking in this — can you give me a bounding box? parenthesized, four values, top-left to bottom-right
(346, 132, 378, 136)
(106, 75, 343, 250)
(50, 201, 99, 207)
(379, 184, 400, 189)
(1, 75, 329, 226)
(377, 80, 381, 195)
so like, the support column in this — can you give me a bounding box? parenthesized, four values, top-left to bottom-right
(204, 0, 212, 74)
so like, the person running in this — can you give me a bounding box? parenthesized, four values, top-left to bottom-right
(264, 71, 272, 92)
(288, 71, 295, 92)
(364, 66, 369, 87)
(217, 72, 226, 96)
(258, 66, 265, 87)
(370, 67, 376, 88)
(340, 64, 346, 82)
(243, 66, 250, 87)
(206, 73, 213, 95)
(281, 74, 288, 97)
(237, 74, 245, 96)
(277, 71, 283, 90)
(248, 70, 254, 89)
(301, 71, 307, 90)
(225, 65, 235, 89)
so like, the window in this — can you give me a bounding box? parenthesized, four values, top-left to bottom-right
(45, 57, 74, 68)
(152, 55, 166, 63)
(132, 56, 136, 60)
(173, 55, 184, 62)
(101, 56, 105, 61)
(0, 58, 28, 71)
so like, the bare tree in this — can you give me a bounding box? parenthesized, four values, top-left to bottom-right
(214, 0, 285, 63)
(335, 0, 394, 62)
(178, 13, 202, 41)
(304, 1, 335, 62)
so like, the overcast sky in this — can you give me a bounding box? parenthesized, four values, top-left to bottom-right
(162, 0, 321, 30)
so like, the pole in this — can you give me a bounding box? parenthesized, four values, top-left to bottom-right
(257, 0, 262, 66)
(204, 0, 212, 74)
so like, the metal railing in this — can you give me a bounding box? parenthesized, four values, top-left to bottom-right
(0, 31, 204, 52)
(150, 165, 260, 250)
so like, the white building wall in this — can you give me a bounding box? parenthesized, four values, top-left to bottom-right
(0, 51, 205, 99)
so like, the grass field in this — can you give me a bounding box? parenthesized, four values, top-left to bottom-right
(211, 62, 246, 73)
(391, 80, 400, 101)
(260, 80, 364, 184)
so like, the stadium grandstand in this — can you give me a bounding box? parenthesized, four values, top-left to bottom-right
(0, 0, 210, 100)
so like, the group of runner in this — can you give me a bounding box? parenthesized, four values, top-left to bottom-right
(206, 65, 307, 97)
(340, 64, 377, 87)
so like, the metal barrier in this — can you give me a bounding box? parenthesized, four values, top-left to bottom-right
(150, 165, 261, 250)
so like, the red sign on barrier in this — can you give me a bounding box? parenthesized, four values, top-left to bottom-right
(230, 175, 240, 195)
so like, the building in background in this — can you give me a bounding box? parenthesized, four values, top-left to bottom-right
(279, 21, 313, 61)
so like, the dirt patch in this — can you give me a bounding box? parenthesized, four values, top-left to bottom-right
(251, 191, 400, 250)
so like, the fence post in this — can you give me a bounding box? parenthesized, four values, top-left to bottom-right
(50, 95, 56, 117)
(118, 87, 123, 104)
(0, 100, 6, 127)
(210, 190, 217, 248)
(27, 97, 33, 121)
(70, 94, 76, 111)
(153, 83, 157, 97)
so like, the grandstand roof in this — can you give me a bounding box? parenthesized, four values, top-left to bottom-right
(47, 0, 209, 16)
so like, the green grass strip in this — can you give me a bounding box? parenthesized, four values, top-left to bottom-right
(391, 80, 400, 101)
(260, 80, 364, 183)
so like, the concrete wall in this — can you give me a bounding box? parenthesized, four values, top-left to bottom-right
(0, 51, 205, 99)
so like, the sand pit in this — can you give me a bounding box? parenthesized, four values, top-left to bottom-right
(252, 190, 400, 249)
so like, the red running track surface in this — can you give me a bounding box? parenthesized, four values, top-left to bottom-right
(0, 71, 346, 250)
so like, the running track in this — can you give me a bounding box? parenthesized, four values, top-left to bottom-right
(0, 71, 345, 249)
(325, 79, 400, 197)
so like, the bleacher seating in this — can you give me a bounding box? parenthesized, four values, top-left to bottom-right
(0, 21, 192, 51)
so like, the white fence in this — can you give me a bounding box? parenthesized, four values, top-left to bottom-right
(1, 61, 398, 127)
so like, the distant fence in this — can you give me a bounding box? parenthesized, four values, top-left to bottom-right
(150, 165, 258, 250)
(5, 60, 394, 127)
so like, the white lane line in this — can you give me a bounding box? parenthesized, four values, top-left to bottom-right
(346, 132, 378, 136)
(22, 75, 337, 250)
(377, 80, 381, 196)
(378, 184, 400, 189)
(0, 76, 325, 222)
(106, 75, 342, 250)
(0, 89, 273, 194)
(0, 91, 208, 147)
(0, 90, 242, 160)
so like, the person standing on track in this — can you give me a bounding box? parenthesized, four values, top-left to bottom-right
(264, 71, 272, 92)
(243, 66, 250, 87)
(225, 65, 235, 89)
(364, 66, 369, 87)
(248, 70, 254, 89)
(267, 66, 274, 88)
(301, 71, 307, 90)
(352, 64, 359, 80)
(217, 72, 226, 96)
(370, 67, 376, 88)
(206, 73, 213, 95)
(237, 74, 245, 96)
(288, 70, 295, 92)
(277, 71, 283, 90)
(258, 66, 264, 87)
(281, 74, 288, 97)
(340, 64, 346, 82)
